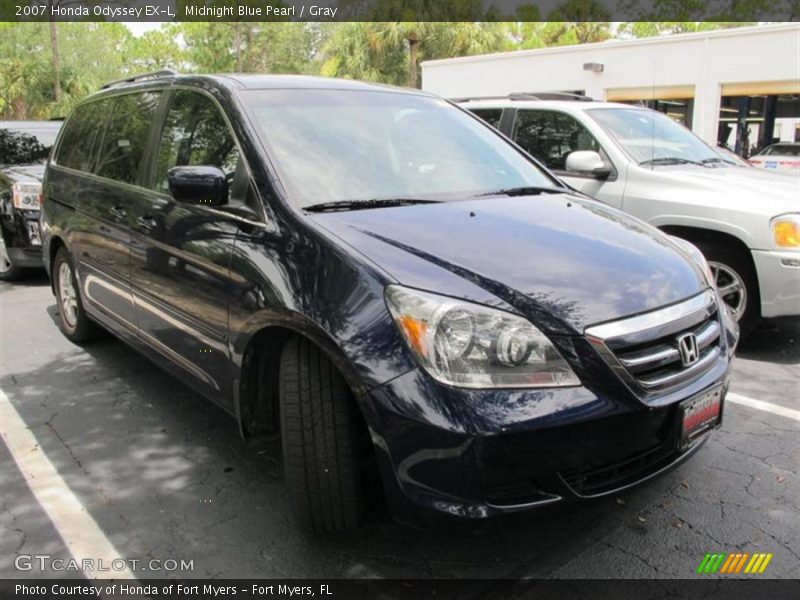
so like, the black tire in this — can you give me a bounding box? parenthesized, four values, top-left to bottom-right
(53, 247, 102, 343)
(695, 241, 760, 338)
(0, 237, 22, 281)
(279, 337, 363, 533)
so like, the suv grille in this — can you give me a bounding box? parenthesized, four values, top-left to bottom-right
(586, 290, 722, 396)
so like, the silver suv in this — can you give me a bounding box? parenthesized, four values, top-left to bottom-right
(461, 95, 800, 336)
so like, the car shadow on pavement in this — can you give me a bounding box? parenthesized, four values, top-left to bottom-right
(0, 271, 50, 290)
(1, 303, 727, 579)
(736, 319, 799, 365)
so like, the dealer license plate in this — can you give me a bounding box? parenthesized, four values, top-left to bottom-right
(679, 386, 723, 449)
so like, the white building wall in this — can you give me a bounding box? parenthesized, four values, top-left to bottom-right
(422, 24, 800, 144)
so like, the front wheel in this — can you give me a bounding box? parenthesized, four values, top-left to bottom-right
(279, 337, 363, 534)
(0, 235, 22, 281)
(696, 242, 759, 338)
(53, 248, 102, 343)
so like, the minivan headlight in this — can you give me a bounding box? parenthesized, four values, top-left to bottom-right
(771, 214, 800, 250)
(385, 285, 580, 389)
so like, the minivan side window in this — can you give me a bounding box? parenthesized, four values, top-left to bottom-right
(469, 108, 503, 130)
(154, 91, 240, 195)
(55, 99, 111, 172)
(513, 109, 601, 171)
(94, 92, 161, 185)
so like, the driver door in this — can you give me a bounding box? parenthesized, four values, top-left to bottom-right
(511, 108, 626, 209)
(130, 89, 245, 402)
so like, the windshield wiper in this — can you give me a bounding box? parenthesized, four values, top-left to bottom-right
(303, 198, 440, 213)
(474, 186, 566, 198)
(699, 157, 730, 166)
(639, 157, 701, 166)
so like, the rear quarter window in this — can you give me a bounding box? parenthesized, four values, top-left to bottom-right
(469, 108, 503, 130)
(55, 100, 111, 172)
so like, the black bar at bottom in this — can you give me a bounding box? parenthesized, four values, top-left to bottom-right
(2, 579, 798, 600)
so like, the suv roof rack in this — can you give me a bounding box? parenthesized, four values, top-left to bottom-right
(453, 91, 596, 103)
(101, 69, 177, 90)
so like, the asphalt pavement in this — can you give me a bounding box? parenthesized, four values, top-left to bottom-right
(1, 273, 798, 580)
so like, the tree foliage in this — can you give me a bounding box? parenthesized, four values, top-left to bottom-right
(0, 9, 773, 119)
(0, 129, 51, 164)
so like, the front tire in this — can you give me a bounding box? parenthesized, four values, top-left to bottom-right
(0, 235, 22, 281)
(53, 247, 102, 343)
(696, 241, 759, 338)
(279, 337, 363, 534)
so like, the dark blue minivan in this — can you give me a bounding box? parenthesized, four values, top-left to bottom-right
(40, 73, 738, 533)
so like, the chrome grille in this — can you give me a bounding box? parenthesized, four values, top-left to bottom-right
(586, 290, 723, 396)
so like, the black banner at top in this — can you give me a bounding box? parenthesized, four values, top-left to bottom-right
(2, 0, 799, 22)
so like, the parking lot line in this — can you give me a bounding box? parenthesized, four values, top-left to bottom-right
(0, 387, 137, 580)
(727, 392, 800, 421)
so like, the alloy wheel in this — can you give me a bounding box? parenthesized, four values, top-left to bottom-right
(709, 260, 747, 322)
(0, 236, 12, 274)
(58, 261, 78, 328)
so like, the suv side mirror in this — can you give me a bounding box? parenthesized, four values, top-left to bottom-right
(167, 166, 228, 207)
(566, 151, 613, 180)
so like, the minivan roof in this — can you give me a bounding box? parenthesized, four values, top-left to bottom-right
(94, 72, 434, 97)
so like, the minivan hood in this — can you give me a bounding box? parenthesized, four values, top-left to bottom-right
(637, 164, 798, 213)
(312, 194, 708, 333)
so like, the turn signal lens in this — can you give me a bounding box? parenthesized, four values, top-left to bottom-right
(772, 215, 800, 249)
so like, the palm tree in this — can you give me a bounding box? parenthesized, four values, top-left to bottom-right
(321, 23, 406, 84)
(47, 2, 62, 103)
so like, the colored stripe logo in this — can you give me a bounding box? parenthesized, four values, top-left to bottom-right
(697, 552, 773, 574)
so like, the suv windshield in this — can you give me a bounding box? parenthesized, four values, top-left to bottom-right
(589, 108, 721, 166)
(241, 90, 558, 208)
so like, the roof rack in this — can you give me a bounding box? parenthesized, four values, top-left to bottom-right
(453, 91, 596, 103)
(101, 70, 177, 90)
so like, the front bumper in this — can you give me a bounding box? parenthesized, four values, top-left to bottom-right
(367, 365, 729, 528)
(1, 208, 44, 268)
(752, 249, 800, 318)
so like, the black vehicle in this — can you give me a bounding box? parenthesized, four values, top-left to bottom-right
(0, 120, 61, 280)
(41, 72, 738, 533)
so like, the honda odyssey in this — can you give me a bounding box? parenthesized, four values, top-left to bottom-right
(41, 73, 738, 533)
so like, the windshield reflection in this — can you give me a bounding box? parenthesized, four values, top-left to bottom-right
(241, 89, 558, 208)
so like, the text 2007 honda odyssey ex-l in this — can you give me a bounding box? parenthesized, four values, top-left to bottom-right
(41, 73, 738, 533)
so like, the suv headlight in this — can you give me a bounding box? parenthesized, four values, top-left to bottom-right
(771, 214, 800, 250)
(11, 182, 42, 210)
(385, 285, 580, 389)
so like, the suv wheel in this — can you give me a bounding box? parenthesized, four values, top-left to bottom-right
(0, 236, 22, 281)
(53, 248, 102, 343)
(696, 242, 759, 338)
(279, 337, 363, 533)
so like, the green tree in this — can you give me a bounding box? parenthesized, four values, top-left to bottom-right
(125, 26, 185, 72)
(544, 0, 612, 45)
(322, 22, 508, 88)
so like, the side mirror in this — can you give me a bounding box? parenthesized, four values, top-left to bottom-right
(167, 166, 228, 207)
(566, 151, 613, 180)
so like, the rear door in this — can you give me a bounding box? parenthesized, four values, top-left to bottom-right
(49, 92, 162, 336)
(131, 89, 247, 402)
(510, 108, 626, 208)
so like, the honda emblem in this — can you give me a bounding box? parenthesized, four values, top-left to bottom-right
(677, 333, 700, 367)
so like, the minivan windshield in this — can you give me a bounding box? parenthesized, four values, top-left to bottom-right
(589, 108, 722, 166)
(241, 90, 559, 208)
